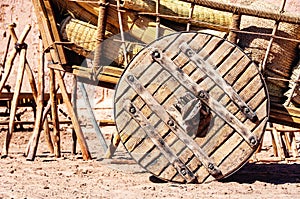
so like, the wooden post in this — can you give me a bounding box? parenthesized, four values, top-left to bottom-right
(9, 26, 54, 154)
(260, 0, 286, 72)
(49, 68, 60, 157)
(289, 132, 299, 158)
(104, 131, 120, 158)
(269, 128, 278, 157)
(186, 3, 195, 31)
(26, 40, 46, 161)
(71, 76, 78, 155)
(78, 81, 108, 151)
(93, 0, 108, 77)
(55, 70, 91, 160)
(0, 25, 31, 94)
(271, 127, 285, 160)
(2, 26, 12, 73)
(228, 14, 241, 44)
(1, 26, 30, 157)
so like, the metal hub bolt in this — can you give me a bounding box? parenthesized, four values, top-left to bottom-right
(127, 75, 134, 82)
(208, 163, 215, 170)
(180, 168, 187, 175)
(186, 49, 194, 57)
(129, 106, 136, 114)
(249, 136, 257, 146)
(152, 50, 161, 59)
(167, 119, 174, 127)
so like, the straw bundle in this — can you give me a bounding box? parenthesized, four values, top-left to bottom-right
(54, 0, 300, 105)
(60, 16, 114, 52)
(121, 0, 232, 28)
(60, 16, 126, 65)
(53, 0, 232, 32)
(236, 0, 300, 103)
(60, 15, 175, 66)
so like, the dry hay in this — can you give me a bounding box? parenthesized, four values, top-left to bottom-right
(234, 0, 300, 104)
(54, 0, 300, 105)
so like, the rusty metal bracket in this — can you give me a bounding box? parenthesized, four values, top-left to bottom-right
(125, 73, 223, 179)
(150, 48, 258, 148)
(14, 43, 28, 52)
(124, 100, 196, 183)
(179, 42, 257, 122)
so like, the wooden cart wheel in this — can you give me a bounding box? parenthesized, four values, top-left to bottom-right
(114, 32, 269, 183)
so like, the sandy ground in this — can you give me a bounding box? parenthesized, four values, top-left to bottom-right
(0, 123, 299, 199)
(0, 130, 299, 199)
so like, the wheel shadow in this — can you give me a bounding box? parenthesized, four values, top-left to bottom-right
(221, 162, 300, 184)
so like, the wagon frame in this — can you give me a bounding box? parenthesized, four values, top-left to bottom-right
(2, 0, 300, 183)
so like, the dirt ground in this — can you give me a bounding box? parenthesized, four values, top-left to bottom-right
(0, 0, 300, 198)
(0, 124, 299, 199)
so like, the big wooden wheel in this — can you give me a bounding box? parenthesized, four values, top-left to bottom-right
(114, 32, 269, 183)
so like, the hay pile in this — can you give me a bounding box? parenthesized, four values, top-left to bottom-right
(53, 0, 300, 105)
(233, 0, 300, 104)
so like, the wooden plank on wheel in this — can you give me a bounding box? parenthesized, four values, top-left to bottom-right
(124, 101, 196, 183)
(125, 73, 223, 179)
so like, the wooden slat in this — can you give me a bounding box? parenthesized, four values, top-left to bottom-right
(270, 104, 300, 128)
(125, 73, 223, 179)
(42, 0, 67, 64)
(0, 92, 65, 101)
(125, 101, 196, 182)
(180, 43, 256, 121)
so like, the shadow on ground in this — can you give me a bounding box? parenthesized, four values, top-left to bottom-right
(221, 162, 300, 184)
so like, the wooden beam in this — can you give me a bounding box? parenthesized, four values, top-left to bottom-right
(270, 103, 300, 128)
(1, 33, 28, 157)
(55, 70, 91, 160)
(184, 0, 300, 24)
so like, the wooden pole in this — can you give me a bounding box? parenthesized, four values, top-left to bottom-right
(2, 26, 12, 73)
(228, 14, 241, 44)
(93, 0, 108, 78)
(289, 133, 299, 158)
(71, 76, 78, 154)
(104, 131, 120, 158)
(26, 40, 45, 161)
(78, 81, 108, 151)
(9, 27, 54, 154)
(260, 0, 287, 72)
(0, 24, 31, 94)
(184, 0, 300, 24)
(49, 68, 61, 157)
(271, 127, 285, 160)
(186, 3, 195, 31)
(116, 0, 128, 65)
(1, 27, 29, 157)
(55, 70, 91, 160)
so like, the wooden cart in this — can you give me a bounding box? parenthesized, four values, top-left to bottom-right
(5, 0, 300, 183)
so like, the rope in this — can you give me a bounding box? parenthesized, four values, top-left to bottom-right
(183, 0, 300, 24)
